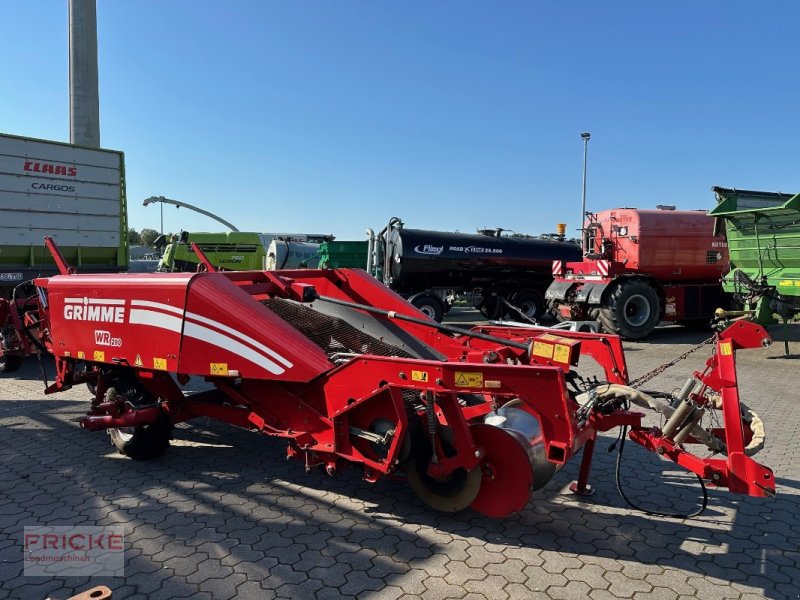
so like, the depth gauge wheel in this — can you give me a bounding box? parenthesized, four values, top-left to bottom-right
(109, 423, 172, 461)
(402, 416, 481, 513)
(404, 452, 482, 513)
(0, 354, 22, 374)
(598, 279, 660, 340)
(105, 381, 172, 461)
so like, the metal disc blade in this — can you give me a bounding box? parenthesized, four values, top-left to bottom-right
(469, 422, 535, 518)
(405, 460, 482, 513)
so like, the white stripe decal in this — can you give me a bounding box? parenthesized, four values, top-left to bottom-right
(129, 308, 183, 333)
(130, 299, 184, 316)
(183, 321, 284, 374)
(128, 308, 288, 375)
(129, 300, 292, 368)
(184, 310, 294, 368)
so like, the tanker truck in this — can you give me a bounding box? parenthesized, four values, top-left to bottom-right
(368, 218, 582, 322)
(545, 206, 728, 339)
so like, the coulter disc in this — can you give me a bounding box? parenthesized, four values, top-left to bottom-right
(468, 422, 535, 517)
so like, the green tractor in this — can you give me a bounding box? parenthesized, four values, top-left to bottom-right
(709, 187, 800, 324)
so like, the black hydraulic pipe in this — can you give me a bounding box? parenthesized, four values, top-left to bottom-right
(315, 294, 533, 355)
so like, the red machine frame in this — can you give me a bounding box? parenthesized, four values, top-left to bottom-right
(23, 238, 776, 517)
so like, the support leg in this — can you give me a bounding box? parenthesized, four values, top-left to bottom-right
(569, 435, 596, 496)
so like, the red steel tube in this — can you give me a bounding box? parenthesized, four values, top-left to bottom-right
(80, 406, 161, 431)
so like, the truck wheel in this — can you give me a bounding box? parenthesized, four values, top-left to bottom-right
(510, 291, 545, 321)
(599, 279, 660, 340)
(478, 296, 505, 320)
(109, 423, 172, 461)
(0, 354, 22, 373)
(410, 293, 445, 322)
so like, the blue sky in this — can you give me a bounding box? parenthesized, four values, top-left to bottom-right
(2, 2, 798, 239)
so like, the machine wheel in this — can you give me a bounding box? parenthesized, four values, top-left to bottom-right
(509, 290, 545, 321)
(402, 416, 482, 513)
(105, 381, 171, 461)
(409, 293, 445, 322)
(598, 279, 660, 340)
(109, 423, 172, 461)
(404, 453, 482, 513)
(0, 354, 22, 373)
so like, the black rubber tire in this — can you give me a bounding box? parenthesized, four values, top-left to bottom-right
(509, 290, 545, 321)
(478, 296, 506, 320)
(0, 354, 22, 373)
(105, 382, 171, 460)
(598, 279, 660, 340)
(409, 293, 445, 322)
(109, 423, 172, 461)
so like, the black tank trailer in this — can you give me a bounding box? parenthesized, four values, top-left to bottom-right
(370, 220, 581, 321)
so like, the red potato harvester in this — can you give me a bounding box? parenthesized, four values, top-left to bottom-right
(26, 238, 775, 517)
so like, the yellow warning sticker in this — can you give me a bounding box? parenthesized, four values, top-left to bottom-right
(134, 354, 143, 367)
(210, 362, 229, 376)
(93, 350, 105, 362)
(411, 370, 429, 382)
(153, 357, 167, 370)
(77, 351, 85, 359)
(553, 344, 571, 363)
(720, 341, 733, 356)
(532, 341, 554, 359)
(454, 371, 483, 388)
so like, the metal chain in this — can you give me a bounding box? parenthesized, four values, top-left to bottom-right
(629, 333, 717, 389)
(499, 297, 539, 325)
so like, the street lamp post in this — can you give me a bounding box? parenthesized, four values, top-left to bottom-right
(580, 132, 591, 253)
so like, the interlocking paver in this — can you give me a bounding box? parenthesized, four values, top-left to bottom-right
(0, 323, 798, 599)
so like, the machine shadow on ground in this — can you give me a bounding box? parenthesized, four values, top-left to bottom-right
(1, 391, 797, 599)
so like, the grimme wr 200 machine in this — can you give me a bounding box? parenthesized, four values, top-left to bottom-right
(20, 238, 775, 517)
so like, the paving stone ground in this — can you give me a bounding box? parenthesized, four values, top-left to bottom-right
(0, 315, 798, 599)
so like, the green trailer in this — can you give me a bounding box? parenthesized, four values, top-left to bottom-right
(709, 186, 800, 323)
(317, 240, 369, 269)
